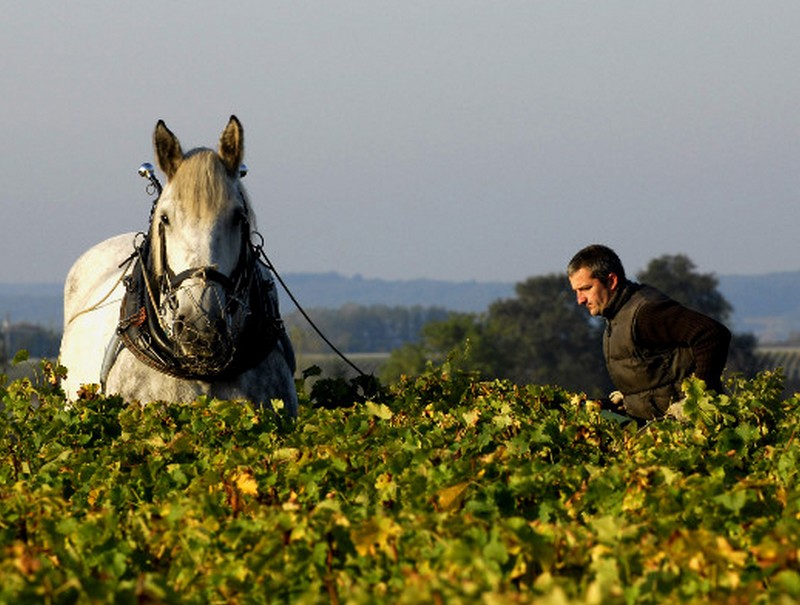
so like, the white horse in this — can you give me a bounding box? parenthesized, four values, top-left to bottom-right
(59, 116, 298, 416)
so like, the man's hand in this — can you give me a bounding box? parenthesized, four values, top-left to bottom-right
(609, 391, 624, 406)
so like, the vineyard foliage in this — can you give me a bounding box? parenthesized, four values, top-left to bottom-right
(2, 351, 800, 603)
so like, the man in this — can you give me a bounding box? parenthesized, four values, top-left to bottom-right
(567, 244, 731, 421)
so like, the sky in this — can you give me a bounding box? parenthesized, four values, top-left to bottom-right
(2, 1, 800, 285)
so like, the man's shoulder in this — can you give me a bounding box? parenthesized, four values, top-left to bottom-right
(621, 284, 674, 313)
(636, 283, 672, 302)
(627, 285, 680, 325)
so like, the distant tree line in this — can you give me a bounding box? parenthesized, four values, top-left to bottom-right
(284, 304, 451, 354)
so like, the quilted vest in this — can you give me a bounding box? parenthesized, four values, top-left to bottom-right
(603, 283, 695, 420)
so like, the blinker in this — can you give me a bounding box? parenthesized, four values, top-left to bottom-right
(138, 162, 155, 179)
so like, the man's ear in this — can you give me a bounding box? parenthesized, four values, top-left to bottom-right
(607, 272, 620, 292)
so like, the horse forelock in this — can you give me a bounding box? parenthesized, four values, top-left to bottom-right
(166, 149, 245, 219)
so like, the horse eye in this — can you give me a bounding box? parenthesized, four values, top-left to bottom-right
(160, 213, 170, 226)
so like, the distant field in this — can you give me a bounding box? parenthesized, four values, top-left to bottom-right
(755, 347, 800, 393)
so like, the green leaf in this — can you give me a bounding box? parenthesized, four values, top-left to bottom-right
(713, 490, 747, 514)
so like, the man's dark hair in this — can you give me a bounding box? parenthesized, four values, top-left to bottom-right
(567, 244, 627, 285)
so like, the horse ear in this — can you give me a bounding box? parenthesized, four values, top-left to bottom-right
(154, 120, 184, 180)
(218, 115, 244, 176)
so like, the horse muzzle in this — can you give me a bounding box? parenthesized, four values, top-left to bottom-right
(159, 269, 246, 372)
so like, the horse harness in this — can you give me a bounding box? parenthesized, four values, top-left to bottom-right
(100, 165, 291, 387)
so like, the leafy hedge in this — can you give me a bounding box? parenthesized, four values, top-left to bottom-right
(2, 353, 800, 603)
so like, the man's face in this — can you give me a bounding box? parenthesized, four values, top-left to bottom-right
(568, 267, 619, 317)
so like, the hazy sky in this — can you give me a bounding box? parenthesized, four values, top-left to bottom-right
(3, 2, 799, 285)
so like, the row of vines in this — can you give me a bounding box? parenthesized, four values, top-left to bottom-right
(1, 351, 800, 603)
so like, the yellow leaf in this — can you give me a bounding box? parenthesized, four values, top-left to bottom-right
(374, 472, 397, 502)
(366, 401, 393, 420)
(282, 490, 300, 511)
(273, 447, 300, 462)
(462, 409, 481, 426)
(715, 536, 747, 567)
(232, 470, 258, 497)
(87, 487, 101, 506)
(436, 481, 469, 512)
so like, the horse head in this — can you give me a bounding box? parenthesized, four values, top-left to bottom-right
(148, 116, 255, 370)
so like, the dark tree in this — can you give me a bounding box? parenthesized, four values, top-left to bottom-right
(636, 254, 732, 323)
